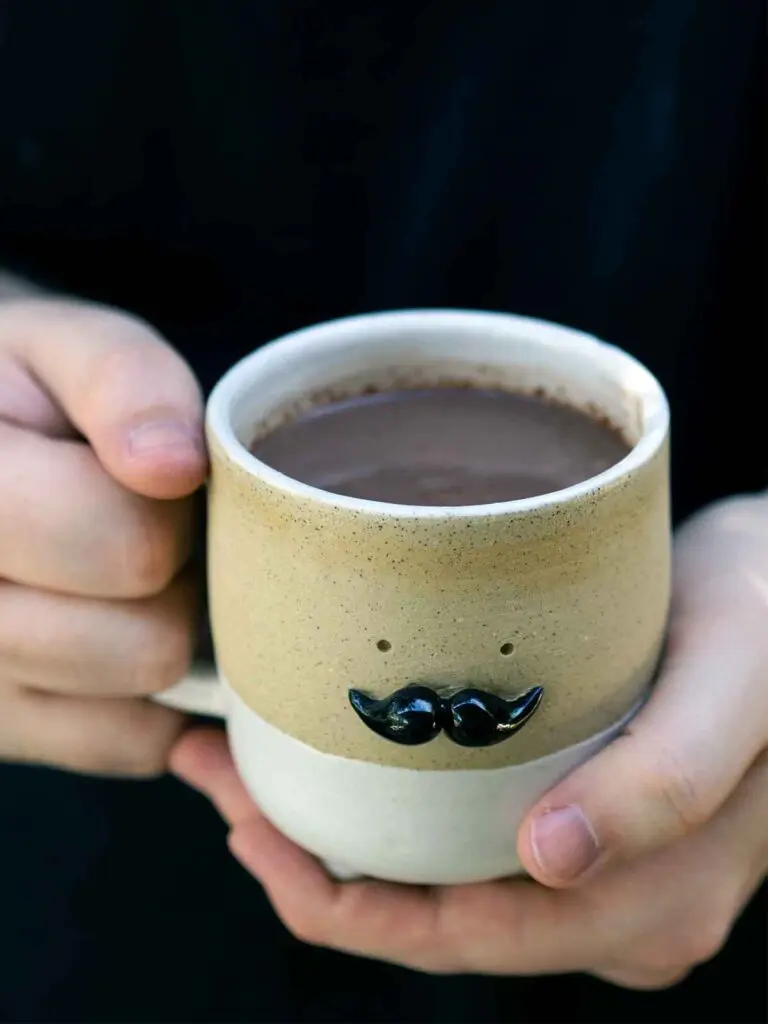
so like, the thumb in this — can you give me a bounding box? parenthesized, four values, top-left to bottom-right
(3, 299, 206, 498)
(517, 583, 768, 887)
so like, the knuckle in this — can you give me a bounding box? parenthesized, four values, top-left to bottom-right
(4, 682, 182, 777)
(113, 715, 182, 776)
(65, 747, 167, 778)
(409, 955, 461, 976)
(679, 916, 731, 966)
(615, 967, 692, 991)
(643, 916, 732, 973)
(648, 745, 709, 834)
(284, 912, 325, 947)
(652, 968, 693, 989)
(58, 746, 138, 777)
(67, 724, 178, 779)
(88, 310, 192, 394)
(115, 744, 172, 778)
(115, 514, 180, 597)
(85, 305, 165, 355)
(102, 307, 160, 342)
(131, 620, 193, 694)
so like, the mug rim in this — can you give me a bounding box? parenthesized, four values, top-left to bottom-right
(206, 308, 670, 519)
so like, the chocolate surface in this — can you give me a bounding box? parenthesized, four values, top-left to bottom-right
(250, 387, 630, 505)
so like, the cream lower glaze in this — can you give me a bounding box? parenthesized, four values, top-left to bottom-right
(225, 680, 644, 886)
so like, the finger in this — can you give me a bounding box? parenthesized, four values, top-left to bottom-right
(228, 816, 636, 976)
(688, 748, 768, 899)
(460, 752, 768, 979)
(178, 737, 706, 977)
(0, 576, 196, 695)
(518, 603, 768, 887)
(264, 749, 768, 977)
(592, 964, 692, 990)
(225, 802, 599, 975)
(452, 755, 768, 978)
(228, 816, 452, 971)
(1, 686, 185, 777)
(0, 422, 194, 596)
(172, 725, 767, 977)
(588, 751, 768, 985)
(0, 345, 72, 436)
(175, 730, 613, 973)
(1, 299, 206, 498)
(171, 731, 453, 970)
(170, 728, 257, 826)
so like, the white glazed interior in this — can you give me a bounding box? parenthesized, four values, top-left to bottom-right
(226, 680, 642, 885)
(208, 309, 669, 517)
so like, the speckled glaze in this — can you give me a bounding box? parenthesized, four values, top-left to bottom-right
(205, 310, 671, 773)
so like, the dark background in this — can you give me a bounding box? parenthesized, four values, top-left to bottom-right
(0, 1, 765, 1021)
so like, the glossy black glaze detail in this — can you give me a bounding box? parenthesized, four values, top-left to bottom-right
(347, 684, 544, 747)
(443, 686, 544, 747)
(348, 685, 442, 745)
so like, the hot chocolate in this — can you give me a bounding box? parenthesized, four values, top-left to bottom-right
(249, 387, 630, 505)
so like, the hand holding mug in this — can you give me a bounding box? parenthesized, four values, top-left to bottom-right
(174, 493, 768, 987)
(0, 296, 205, 775)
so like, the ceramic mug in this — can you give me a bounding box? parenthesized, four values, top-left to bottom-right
(160, 309, 671, 885)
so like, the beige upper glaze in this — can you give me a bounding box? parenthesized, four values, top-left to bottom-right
(207, 431, 670, 770)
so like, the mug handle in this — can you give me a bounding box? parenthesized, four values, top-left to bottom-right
(153, 663, 227, 719)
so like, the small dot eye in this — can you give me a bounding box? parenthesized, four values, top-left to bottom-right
(376, 639, 392, 652)
(499, 642, 515, 656)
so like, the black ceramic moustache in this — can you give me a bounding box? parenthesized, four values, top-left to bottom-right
(348, 684, 544, 747)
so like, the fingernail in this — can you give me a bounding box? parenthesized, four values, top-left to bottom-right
(530, 805, 601, 883)
(128, 420, 202, 457)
